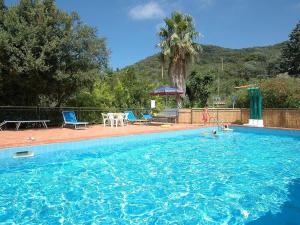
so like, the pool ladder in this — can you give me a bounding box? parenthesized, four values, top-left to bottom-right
(209, 117, 224, 131)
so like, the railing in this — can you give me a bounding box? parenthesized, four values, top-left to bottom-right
(0, 106, 151, 128)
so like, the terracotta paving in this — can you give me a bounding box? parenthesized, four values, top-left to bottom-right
(0, 123, 209, 149)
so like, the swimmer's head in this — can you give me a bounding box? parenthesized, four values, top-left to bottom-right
(212, 129, 217, 135)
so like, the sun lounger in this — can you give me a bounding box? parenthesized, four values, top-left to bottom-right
(62, 111, 88, 129)
(125, 111, 147, 124)
(142, 113, 153, 121)
(0, 120, 50, 131)
(153, 108, 178, 123)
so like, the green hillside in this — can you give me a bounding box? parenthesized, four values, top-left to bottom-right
(126, 43, 285, 99)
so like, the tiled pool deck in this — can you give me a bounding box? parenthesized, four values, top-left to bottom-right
(0, 124, 207, 149)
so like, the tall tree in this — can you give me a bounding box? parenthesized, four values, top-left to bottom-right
(280, 20, 300, 77)
(0, 0, 109, 106)
(157, 11, 200, 107)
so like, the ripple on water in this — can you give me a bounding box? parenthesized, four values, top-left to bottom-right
(0, 128, 299, 224)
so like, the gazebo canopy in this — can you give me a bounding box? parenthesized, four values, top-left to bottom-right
(150, 87, 183, 96)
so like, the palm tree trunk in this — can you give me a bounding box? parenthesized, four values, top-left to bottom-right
(168, 58, 186, 108)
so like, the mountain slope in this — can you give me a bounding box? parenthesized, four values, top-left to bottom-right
(127, 42, 284, 84)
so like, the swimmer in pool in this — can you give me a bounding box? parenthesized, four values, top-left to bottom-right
(223, 123, 233, 131)
(201, 129, 218, 137)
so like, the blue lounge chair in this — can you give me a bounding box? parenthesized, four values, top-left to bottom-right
(142, 112, 153, 120)
(125, 111, 147, 124)
(62, 111, 88, 129)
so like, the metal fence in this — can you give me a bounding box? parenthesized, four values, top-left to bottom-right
(0, 106, 151, 128)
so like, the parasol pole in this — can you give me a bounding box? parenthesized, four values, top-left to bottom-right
(165, 96, 167, 108)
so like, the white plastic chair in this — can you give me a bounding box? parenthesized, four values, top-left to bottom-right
(102, 113, 114, 127)
(115, 113, 125, 127)
(123, 112, 129, 126)
(107, 113, 116, 127)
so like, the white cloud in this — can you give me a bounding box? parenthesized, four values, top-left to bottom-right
(197, 0, 214, 9)
(129, 2, 165, 20)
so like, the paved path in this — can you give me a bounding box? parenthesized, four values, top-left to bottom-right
(0, 124, 207, 149)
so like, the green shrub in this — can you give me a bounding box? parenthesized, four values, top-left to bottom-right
(234, 77, 300, 108)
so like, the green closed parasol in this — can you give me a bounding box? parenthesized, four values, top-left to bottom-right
(248, 87, 263, 120)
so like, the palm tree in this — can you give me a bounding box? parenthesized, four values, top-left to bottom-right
(158, 11, 201, 108)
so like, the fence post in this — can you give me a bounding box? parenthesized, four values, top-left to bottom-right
(240, 108, 242, 123)
(38, 106, 40, 120)
(284, 109, 287, 128)
(35, 106, 38, 120)
(191, 109, 193, 124)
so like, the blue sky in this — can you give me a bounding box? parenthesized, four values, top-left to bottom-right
(5, 0, 300, 69)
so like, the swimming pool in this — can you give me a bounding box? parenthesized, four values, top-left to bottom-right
(0, 127, 299, 224)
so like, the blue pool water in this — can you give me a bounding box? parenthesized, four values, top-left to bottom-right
(0, 127, 299, 224)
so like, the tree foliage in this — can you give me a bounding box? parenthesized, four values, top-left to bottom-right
(234, 77, 300, 108)
(0, 0, 109, 106)
(186, 70, 214, 107)
(280, 20, 300, 77)
(67, 68, 162, 111)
